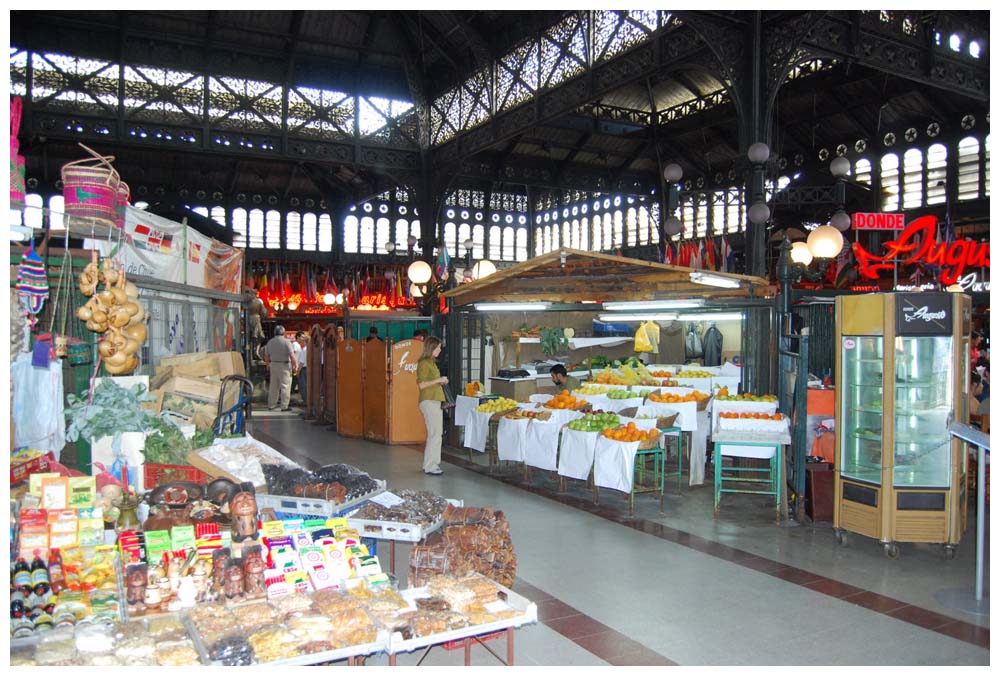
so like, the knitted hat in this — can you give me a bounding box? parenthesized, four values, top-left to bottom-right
(16, 242, 48, 321)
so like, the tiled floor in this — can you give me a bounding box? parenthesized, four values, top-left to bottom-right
(252, 416, 990, 665)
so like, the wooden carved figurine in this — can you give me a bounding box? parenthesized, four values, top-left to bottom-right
(223, 562, 244, 600)
(241, 545, 266, 597)
(229, 489, 258, 542)
(125, 564, 147, 609)
(212, 548, 232, 594)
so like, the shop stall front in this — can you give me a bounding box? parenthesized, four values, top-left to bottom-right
(440, 249, 785, 506)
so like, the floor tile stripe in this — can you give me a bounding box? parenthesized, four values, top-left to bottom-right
(443, 451, 990, 651)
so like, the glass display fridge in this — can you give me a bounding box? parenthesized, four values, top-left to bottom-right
(833, 292, 971, 558)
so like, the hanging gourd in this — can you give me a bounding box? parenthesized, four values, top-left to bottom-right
(76, 251, 146, 375)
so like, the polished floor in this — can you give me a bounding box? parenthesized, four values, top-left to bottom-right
(251, 412, 991, 666)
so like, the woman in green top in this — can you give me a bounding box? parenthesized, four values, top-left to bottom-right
(416, 336, 447, 475)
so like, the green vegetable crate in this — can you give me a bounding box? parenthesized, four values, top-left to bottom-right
(143, 463, 210, 488)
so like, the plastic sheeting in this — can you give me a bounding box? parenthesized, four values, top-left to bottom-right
(11, 352, 65, 458)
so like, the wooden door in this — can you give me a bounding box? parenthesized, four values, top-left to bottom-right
(305, 324, 324, 419)
(363, 339, 388, 443)
(322, 326, 338, 425)
(336, 338, 364, 437)
(389, 339, 426, 445)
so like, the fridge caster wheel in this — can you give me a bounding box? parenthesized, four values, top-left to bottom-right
(942, 545, 957, 560)
(834, 530, 848, 546)
(883, 543, 900, 559)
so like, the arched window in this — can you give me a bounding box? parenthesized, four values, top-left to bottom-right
(209, 206, 226, 228)
(577, 216, 589, 251)
(649, 202, 660, 243)
(376, 217, 390, 252)
(637, 206, 649, 245)
(681, 200, 695, 240)
(265, 210, 281, 249)
(625, 207, 637, 246)
(612, 209, 624, 248)
(957, 136, 980, 201)
(563, 220, 571, 248)
(711, 193, 725, 238)
(535, 228, 544, 256)
(302, 213, 317, 251)
(247, 209, 265, 248)
(24, 193, 43, 229)
(503, 226, 515, 260)
(854, 158, 872, 186)
(602, 212, 613, 250)
(318, 214, 333, 252)
(880, 153, 900, 211)
(473, 224, 485, 259)
(544, 225, 552, 254)
(457, 223, 471, 255)
(232, 208, 248, 247)
(515, 228, 528, 261)
(925, 144, 948, 205)
(286, 211, 301, 250)
(410, 221, 421, 252)
(394, 218, 409, 252)
(985, 134, 991, 197)
(359, 216, 376, 254)
(489, 225, 502, 260)
(48, 195, 65, 231)
(570, 219, 580, 249)
(695, 196, 709, 238)
(443, 222, 456, 256)
(902, 148, 924, 209)
(192, 206, 209, 219)
(592, 215, 602, 251)
(343, 215, 359, 253)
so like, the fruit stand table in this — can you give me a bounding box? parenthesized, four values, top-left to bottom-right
(712, 424, 791, 524)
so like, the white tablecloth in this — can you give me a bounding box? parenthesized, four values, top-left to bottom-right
(529, 393, 554, 405)
(711, 376, 741, 392)
(497, 416, 531, 462)
(576, 393, 610, 411)
(710, 399, 779, 433)
(541, 408, 587, 427)
(463, 409, 492, 452)
(558, 428, 600, 480)
(617, 416, 658, 432)
(672, 377, 713, 392)
(593, 436, 640, 493)
(640, 401, 700, 431)
(659, 408, 710, 486)
(454, 395, 480, 427)
(523, 419, 562, 471)
(604, 397, 646, 414)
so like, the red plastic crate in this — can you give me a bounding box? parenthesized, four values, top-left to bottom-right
(143, 463, 208, 488)
(10, 452, 54, 484)
(442, 630, 505, 651)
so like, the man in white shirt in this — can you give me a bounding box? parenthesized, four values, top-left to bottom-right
(264, 325, 298, 411)
(295, 330, 308, 406)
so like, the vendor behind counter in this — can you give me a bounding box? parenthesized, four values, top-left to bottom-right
(548, 364, 580, 392)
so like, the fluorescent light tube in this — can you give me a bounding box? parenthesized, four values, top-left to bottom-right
(603, 300, 704, 311)
(689, 272, 741, 289)
(598, 313, 679, 322)
(9, 224, 33, 242)
(475, 302, 551, 311)
(676, 312, 744, 322)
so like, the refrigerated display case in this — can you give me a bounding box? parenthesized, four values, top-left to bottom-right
(833, 292, 971, 558)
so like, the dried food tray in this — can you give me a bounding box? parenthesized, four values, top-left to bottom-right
(387, 574, 538, 655)
(184, 613, 389, 666)
(256, 479, 388, 519)
(345, 498, 463, 542)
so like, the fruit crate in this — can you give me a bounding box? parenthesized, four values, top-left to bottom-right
(143, 463, 210, 488)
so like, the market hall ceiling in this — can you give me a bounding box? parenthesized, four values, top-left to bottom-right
(10, 10, 990, 206)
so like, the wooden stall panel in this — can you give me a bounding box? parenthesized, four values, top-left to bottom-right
(337, 338, 364, 437)
(322, 326, 338, 425)
(301, 324, 321, 419)
(363, 339, 388, 443)
(389, 339, 426, 445)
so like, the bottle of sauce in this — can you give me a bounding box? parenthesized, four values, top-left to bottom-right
(13, 557, 32, 595)
(47, 549, 64, 595)
(30, 550, 50, 596)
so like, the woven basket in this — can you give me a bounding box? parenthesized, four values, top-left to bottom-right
(637, 435, 660, 451)
(696, 397, 710, 411)
(655, 412, 679, 429)
(61, 144, 121, 227)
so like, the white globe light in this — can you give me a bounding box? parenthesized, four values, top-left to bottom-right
(384, 241, 396, 253)
(663, 163, 683, 182)
(664, 216, 683, 236)
(830, 209, 851, 232)
(407, 260, 433, 284)
(790, 241, 814, 266)
(407, 235, 418, 247)
(748, 201, 770, 224)
(830, 156, 851, 177)
(462, 238, 474, 251)
(323, 293, 336, 305)
(807, 225, 845, 259)
(747, 142, 770, 164)
(472, 260, 497, 280)
(411, 284, 424, 298)
(335, 293, 344, 304)
(287, 300, 299, 311)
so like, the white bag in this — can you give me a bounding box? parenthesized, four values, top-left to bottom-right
(12, 353, 66, 459)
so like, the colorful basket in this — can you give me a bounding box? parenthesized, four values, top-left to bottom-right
(61, 143, 122, 227)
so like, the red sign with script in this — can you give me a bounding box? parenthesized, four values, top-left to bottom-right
(853, 212, 905, 230)
(853, 215, 990, 285)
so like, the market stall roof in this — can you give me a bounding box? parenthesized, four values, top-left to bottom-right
(442, 249, 773, 307)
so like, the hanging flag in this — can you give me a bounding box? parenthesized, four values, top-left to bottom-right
(690, 241, 702, 270)
(663, 241, 674, 266)
(435, 245, 451, 282)
(704, 238, 716, 271)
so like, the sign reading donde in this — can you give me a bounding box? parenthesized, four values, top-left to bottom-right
(853, 214, 989, 286)
(853, 212, 905, 230)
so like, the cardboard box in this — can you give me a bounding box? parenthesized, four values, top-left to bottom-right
(214, 351, 246, 378)
(157, 375, 239, 410)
